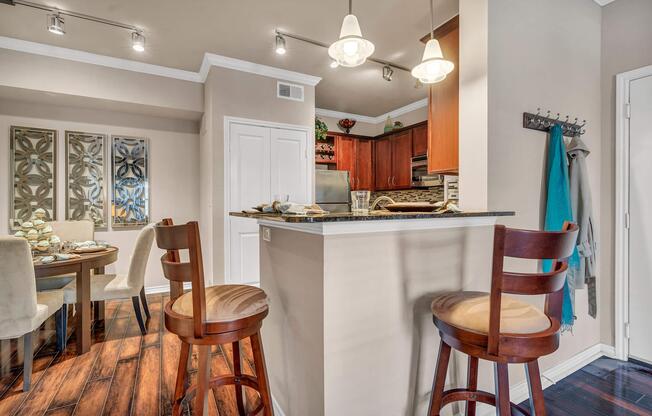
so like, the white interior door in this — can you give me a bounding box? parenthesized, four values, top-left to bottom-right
(227, 122, 310, 285)
(628, 74, 652, 364)
(228, 123, 270, 285)
(270, 128, 309, 203)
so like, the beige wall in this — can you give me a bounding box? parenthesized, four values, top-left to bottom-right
(0, 49, 203, 119)
(600, 0, 652, 345)
(0, 99, 200, 290)
(318, 105, 428, 138)
(484, 0, 603, 385)
(202, 66, 316, 284)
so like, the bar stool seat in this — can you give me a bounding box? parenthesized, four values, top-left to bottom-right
(172, 284, 267, 323)
(431, 291, 551, 335)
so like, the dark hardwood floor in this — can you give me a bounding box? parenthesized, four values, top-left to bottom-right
(0, 294, 260, 416)
(1, 294, 651, 415)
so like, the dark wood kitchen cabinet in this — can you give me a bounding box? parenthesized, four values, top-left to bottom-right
(374, 138, 392, 190)
(390, 130, 413, 188)
(336, 135, 373, 190)
(411, 123, 428, 156)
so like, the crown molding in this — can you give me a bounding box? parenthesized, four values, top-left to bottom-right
(0, 36, 202, 82)
(593, 0, 615, 5)
(0, 36, 322, 87)
(199, 53, 321, 86)
(316, 97, 428, 125)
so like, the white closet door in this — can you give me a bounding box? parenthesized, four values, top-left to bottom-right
(270, 128, 309, 204)
(228, 123, 270, 285)
(629, 74, 652, 364)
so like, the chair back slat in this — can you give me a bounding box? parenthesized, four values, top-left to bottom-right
(154, 218, 207, 338)
(160, 255, 193, 282)
(487, 222, 578, 355)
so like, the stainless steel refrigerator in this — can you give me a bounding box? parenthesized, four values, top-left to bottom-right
(315, 170, 350, 213)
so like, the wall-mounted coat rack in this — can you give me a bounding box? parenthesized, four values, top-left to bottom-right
(523, 108, 586, 137)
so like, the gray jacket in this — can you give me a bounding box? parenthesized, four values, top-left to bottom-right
(567, 137, 597, 316)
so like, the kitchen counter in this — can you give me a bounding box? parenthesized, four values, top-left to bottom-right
(244, 209, 513, 415)
(231, 209, 514, 223)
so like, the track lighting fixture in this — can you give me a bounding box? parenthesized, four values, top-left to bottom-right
(131, 31, 145, 52)
(382, 65, 394, 81)
(275, 34, 287, 55)
(47, 13, 64, 35)
(411, 0, 454, 84)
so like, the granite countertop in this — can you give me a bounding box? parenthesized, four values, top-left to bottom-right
(230, 210, 515, 223)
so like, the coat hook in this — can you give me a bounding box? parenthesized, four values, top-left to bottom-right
(564, 115, 570, 123)
(555, 113, 560, 121)
(571, 117, 578, 126)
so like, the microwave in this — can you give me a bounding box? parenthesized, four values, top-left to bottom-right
(411, 155, 443, 188)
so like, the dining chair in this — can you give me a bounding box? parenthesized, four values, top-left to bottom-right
(35, 219, 95, 292)
(154, 219, 273, 416)
(427, 222, 578, 416)
(61, 224, 155, 339)
(0, 237, 66, 391)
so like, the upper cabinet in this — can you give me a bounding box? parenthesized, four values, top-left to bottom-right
(412, 123, 428, 156)
(374, 129, 413, 191)
(335, 134, 373, 191)
(425, 16, 459, 174)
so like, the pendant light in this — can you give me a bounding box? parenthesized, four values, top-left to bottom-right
(411, 0, 454, 84)
(328, 0, 375, 67)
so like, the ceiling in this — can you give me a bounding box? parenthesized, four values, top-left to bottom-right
(0, 0, 459, 117)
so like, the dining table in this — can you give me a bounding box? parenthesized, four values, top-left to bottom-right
(33, 247, 119, 354)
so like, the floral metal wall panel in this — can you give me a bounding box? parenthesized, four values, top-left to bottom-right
(10, 126, 57, 228)
(111, 136, 149, 227)
(65, 131, 107, 229)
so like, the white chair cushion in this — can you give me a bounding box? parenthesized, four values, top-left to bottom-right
(0, 290, 64, 340)
(63, 274, 140, 304)
(431, 291, 551, 335)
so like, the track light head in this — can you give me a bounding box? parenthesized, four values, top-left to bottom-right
(47, 13, 65, 35)
(382, 65, 394, 82)
(275, 34, 287, 55)
(131, 31, 145, 52)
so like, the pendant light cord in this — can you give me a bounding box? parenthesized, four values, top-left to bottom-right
(349, 0, 352, 15)
(429, 0, 435, 39)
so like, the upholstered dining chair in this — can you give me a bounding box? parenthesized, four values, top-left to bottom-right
(35, 219, 95, 292)
(0, 237, 66, 391)
(61, 224, 155, 340)
(427, 222, 578, 416)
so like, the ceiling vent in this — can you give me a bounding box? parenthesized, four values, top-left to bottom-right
(277, 81, 304, 102)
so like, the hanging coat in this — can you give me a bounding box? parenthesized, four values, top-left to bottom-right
(567, 137, 597, 318)
(543, 124, 580, 330)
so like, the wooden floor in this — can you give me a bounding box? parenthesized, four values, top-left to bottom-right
(0, 294, 261, 416)
(2, 294, 652, 415)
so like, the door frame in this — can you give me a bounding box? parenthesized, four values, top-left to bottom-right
(614, 64, 652, 361)
(223, 116, 314, 283)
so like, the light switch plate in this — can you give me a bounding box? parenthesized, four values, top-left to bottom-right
(262, 227, 271, 242)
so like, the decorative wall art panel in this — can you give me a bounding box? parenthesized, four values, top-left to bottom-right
(9, 126, 57, 229)
(65, 131, 107, 229)
(111, 136, 149, 227)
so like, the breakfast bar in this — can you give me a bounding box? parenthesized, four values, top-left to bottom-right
(232, 211, 513, 415)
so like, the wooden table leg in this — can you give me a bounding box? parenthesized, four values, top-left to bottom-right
(76, 265, 92, 354)
(93, 267, 105, 321)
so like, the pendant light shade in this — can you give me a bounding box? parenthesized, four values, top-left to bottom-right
(411, 38, 454, 83)
(328, 13, 374, 67)
(412, 0, 454, 84)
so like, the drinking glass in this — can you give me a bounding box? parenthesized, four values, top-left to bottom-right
(351, 191, 370, 215)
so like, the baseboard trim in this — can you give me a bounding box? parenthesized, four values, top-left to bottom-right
(144, 282, 191, 295)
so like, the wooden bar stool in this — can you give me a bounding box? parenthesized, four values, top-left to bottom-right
(428, 222, 578, 416)
(154, 219, 273, 416)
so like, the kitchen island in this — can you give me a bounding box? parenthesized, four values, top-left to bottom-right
(231, 210, 513, 415)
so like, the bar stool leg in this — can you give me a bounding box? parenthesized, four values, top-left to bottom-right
(466, 356, 479, 416)
(172, 341, 191, 416)
(494, 363, 510, 416)
(232, 341, 246, 415)
(195, 345, 211, 416)
(251, 331, 273, 416)
(428, 340, 452, 416)
(525, 360, 546, 416)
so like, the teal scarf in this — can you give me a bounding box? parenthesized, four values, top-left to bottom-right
(543, 124, 579, 329)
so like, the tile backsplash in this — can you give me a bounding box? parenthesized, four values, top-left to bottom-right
(371, 187, 444, 204)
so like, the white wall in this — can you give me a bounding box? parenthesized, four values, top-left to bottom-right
(484, 0, 603, 393)
(0, 99, 200, 291)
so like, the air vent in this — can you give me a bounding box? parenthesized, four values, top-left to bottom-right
(277, 81, 304, 102)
